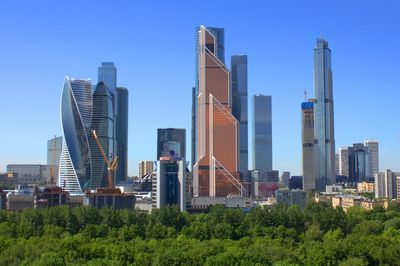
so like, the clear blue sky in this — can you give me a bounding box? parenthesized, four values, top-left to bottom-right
(1, 0, 399, 176)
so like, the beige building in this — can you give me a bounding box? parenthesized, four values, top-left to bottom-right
(138, 161, 154, 178)
(357, 182, 375, 193)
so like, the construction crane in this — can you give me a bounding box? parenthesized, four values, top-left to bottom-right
(92, 130, 118, 188)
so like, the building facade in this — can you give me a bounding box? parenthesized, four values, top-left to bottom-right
(114, 87, 129, 183)
(138, 161, 154, 178)
(336, 147, 350, 177)
(375, 170, 399, 199)
(365, 140, 379, 177)
(47, 136, 62, 183)
(193, 25, 243, 197)
(59, 77, 93, 193)
(313, 39, 336, 191)
(153, 159, 186, 211)
(252, 95, 272, 171)
(231, 54, 248, 175)
(89, 82, 115, 188)
(157, 128, 186, 160)
(98, 62, 117, 90)
(6, 164, 49, 185)
(301, 100, 315, 190)
(192, 26, 225, 169)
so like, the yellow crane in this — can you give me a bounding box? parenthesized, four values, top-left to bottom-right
(92, 130, 118, 188)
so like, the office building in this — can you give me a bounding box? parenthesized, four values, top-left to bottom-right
(6, 164, 49, 185)
(280, 171, 290, 187)
(47, 136, 62, 183)
(252, 95, 272, 171)
(157, 128, 186, 160)
(289, 176, 304, 190)
(193, 25, 243, 197)
(365, 140, 379, 177)
(348, 143, 370, 183)
(375, 170, 399, 200)
(231, 54, 248, 175)
(98, 62, 129, 184)
(153, 158, 186, 211)
(336, 147, 350, 177)
(251, 169, 279, 198)
(59, 77, 93, 193)
(275, 188, 307, 208)
(98, 62, 117, 90)
(114, 87, 129, 183)
(138, 161, 154, 178)
(313, 39, 336, 191)
(301, 100, 315, 190)
(192, 27, 225, 169)
(89, 82, 115, 188)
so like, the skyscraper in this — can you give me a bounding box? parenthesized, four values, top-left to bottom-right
(157, 128, 186, 160)
(252, 95, 272, 171)
(47, 136, 62, 183)
(98, 62, 117, 90)
(193, 25, 242, 197)
(154, 158, 186, 211)
(348, 143, 370, 183)
(59, 77, 93, 193)
(89, 82, 114, 188)
(97, 62, 129, 184)
(301, 100, 315, 190)
(231, 54, 248, 175)
(336, 147, 350, 177)
(365, 140, 379, 177)
(313, 39, 336, 191)
(114, 87, 129, 183)
(192, 27, 225, 169)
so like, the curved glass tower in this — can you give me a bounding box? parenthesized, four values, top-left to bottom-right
(59, 77, 93, 193)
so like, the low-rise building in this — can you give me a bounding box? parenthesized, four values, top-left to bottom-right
(357, 181, 375, 193)
(275, 188, 307, 208)
(84, 188, 136, 209)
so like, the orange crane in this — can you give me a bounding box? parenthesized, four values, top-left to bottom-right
(92, 130, 118, 188)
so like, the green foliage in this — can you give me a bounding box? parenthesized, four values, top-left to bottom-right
(0, 204, 400, 265)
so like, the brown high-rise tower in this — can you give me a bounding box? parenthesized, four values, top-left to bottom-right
(193, 26, 244, 197)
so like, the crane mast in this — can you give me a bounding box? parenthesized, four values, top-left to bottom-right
(92, 130, 118, 188)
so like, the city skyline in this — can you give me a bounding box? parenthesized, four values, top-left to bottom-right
(1, 1, 400, 177)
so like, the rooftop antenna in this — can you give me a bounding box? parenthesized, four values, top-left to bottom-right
(304, 90, 307, 102)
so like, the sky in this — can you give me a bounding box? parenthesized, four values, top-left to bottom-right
(0, 0, 399, 177)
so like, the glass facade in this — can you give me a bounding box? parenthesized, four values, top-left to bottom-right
(231, 54, 248, 176)
(252, 95, 272, 171)
(115, 87, 129, 183)
(89, 82, 114, 188)
(193, 26, 241, 197)
(313, 39, 335, 191)
(157, 128, 186, 160)
(192, 26, 225, 169)
(98, 62, 117, 90)
(59, 77, 93, 193)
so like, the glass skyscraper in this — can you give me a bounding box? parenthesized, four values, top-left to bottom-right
(252, 95, 272, 171)
(313, 39, 336, 191)
(98, 62, 117, 90)
(114, 87, 129, 183)
(157, 128, 186, 160)
(193, 25, 242, 197)
(192, 26, 225, 169)
(231, 54, 248, 175)
(89, 82, 115, 188)
(59, 77, 93, 193)
(98, 62, 129, 184)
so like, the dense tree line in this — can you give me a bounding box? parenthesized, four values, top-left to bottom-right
(1, 202, 400, 265)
